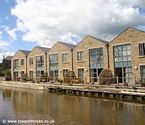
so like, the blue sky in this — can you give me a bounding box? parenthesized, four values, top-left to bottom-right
(0, 0, 36, 53)
(0, 0, 145, 62)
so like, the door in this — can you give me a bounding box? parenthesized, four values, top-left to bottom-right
(90, 68, 103, 83)
(50, 70, 58, 80)
(115, 68, 123, 83)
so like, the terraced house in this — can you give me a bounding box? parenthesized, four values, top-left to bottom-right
(73, 36, 109, 84)
(27, 46, 49, 80)
(11, 50, 30, 80)
(47, 41, 76, 81)
(11, 27, 145, 86)
(109, 27, 145, 85)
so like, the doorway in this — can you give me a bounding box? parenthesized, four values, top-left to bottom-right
(90, 68, 103, 83)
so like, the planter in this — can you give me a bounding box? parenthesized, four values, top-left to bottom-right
(124, 82, 128, 86)
(141, 84, 145, 87)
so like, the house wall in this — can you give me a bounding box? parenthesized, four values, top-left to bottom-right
(73, 36, 109, 84)
(11, 28, 145, 84)
(11, 51, 27, 80)
(47, 42, 73, 80)
(109, 28, 145, 83)
(27, 47, 47, 79)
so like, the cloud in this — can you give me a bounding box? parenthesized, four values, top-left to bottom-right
(10, 0, 145, 47)
(0, 49, 14, 63)
(7, 28, 17, 40)
(0, 40, 9, 46)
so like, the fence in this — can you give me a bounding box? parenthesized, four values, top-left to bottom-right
(98, 76, 135, 86)
(12, 75, 85, 84)
(12, 75, 145, 86)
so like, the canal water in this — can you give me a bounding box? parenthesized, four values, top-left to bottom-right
(0, 87, 145, 125)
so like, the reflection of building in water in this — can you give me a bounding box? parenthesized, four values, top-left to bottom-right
(1, 88, 145, 125)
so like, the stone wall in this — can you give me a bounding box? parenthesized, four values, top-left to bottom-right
(73, 36, 109, 83)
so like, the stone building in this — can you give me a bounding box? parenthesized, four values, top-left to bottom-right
(11, 50, 30, 80)
(109, 27, 145, 85)
(11, 27, 145, 85)
(27, 46, 49, 80)
(73, 36, 109, 84)
(47, 41, 76, 81)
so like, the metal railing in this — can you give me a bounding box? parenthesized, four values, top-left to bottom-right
(12, 76, 145, 86)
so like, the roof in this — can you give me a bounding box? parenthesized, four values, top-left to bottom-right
(110, 27, 145, 43)
(58, 41, 76, 49)
(4, 56, 13, 60)
(36, 46, 50, 52)
(75, 35, 108, 48)
(87, 35, 108, 44)
(19, 50, 30, 55)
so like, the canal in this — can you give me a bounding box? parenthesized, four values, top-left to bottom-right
(0, 87, 145, 125)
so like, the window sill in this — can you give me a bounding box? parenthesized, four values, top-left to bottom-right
(139, 56, 145, 58)
(29, 65, 33, 66)
(62, 62, 70, 64)
(77, 61, 85, 63)
(21, 65, 25, 67)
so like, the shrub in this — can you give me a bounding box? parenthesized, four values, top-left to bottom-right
(132, 86, 137, 90)
(58, 79, 63, 83)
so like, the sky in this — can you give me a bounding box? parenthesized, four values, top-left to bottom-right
(0, 0, 145, 62)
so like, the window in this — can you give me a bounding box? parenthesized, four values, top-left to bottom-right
(114, 44, 132, 68)
(49, 54, 58, 63)
(114, 44, 132, 83)
(29, 71, 33, 79)
(13, 59, 19, 68)
(62, 53, 68, 63)
(49, 54, 59, 71)
(36, 56, 44, 68)
(77, 51, 84, 61)
(36, 71, 44, 77)
(21, 59, 24, 66)
(63, 69, 69, 77)
(21, 71, 24, 77)
(78, 68, 84, 80)
(89, 48, 104, 69)
(36, 56, 44, 64)
(139, 43, 145, 56)
(140, 65, 145, 83)
(29, 58, 33, 65)
(14, 72, 18, 79)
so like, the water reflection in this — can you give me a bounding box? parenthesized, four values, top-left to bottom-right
(0, 88, 145, 125)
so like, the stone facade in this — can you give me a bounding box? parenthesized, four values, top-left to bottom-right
(109, 27, 145, 84)
(47, 42, 76, 80)
(73, 36, 109, 83)
(11, 50, 29, 80)
(11, 27, 145, 85)
(27, 46, 49, 79)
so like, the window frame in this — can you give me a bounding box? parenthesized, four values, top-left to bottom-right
(62, 53, 68, 63)
(77, 51, 84, 62)
(140, 65, 145, 83)
(21, 59, 25, 66)
(29, 58, 33, 65)
(78, 68, 84, 80)
(139, 43, 145, 56)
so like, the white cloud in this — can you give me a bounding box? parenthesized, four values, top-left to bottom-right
(7, 28, 17, 40)
(0, 40, 9, 46)
(0, 49, 14, 63)
(10, 0, 145, 47)
(0, 31, 2, 39)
